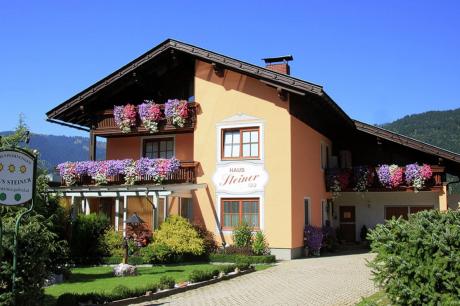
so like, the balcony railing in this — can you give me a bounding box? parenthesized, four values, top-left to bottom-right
(325, 165, 445, 192)
(59, 161, 198, 187)
(93, 102, 198, 136)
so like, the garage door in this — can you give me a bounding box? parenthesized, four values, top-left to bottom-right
(385, 206, 433, 220)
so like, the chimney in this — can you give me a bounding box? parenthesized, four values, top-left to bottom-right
(262, 55, 293, 75)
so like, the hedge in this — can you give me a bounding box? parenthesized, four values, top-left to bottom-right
(209, 253, 276, 264)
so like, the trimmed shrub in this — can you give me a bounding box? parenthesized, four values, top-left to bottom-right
(154, 216, 204, 256)
(222, 245, 253, 255)
(368, 210, 460, 305)
(188, 270, 215, 283)
(252, 231, 269, 255)
(219, 264, 237, 274)
(71, 213, 110, 264)
(209, 253, 276, 264)
(159, 275, 175, 290)
(102, 256, 144, 265)
(232, 223, 253, 248)
(140, 242, 174, 264)
(100, 227, 124, 257)
(236, 262, 251, 271)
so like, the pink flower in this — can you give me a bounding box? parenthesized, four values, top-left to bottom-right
(420, 164, 433, 180)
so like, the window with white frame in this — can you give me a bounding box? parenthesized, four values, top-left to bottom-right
(222, 127, 259, 159)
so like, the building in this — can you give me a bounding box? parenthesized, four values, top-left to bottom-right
(46, 39, 460, 260)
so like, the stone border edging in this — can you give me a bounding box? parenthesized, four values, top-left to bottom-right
(101, 268, 255, 306)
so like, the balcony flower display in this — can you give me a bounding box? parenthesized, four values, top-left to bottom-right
(377, 164, 403, 188)
(57, 157, 180, 186)
(57, 162, 78, 186)
(405, 163, 433, 190)
(165, 99, 189, 127)
(114, 104, 137, 133)
(326, 169, 351, 198)
(138, 100, 162, 133)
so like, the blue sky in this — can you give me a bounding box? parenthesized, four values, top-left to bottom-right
(1, 0, 459, 136)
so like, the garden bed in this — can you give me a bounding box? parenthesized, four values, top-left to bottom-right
(44, 263, 271, 305)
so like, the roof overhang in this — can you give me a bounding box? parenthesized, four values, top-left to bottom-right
(354, 120, 460, 164)
(46, 38, 353, 129)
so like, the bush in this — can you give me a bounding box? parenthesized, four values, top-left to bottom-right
(236, 262, 251, 271)
(102, 256, 145, 265)
(188, 270, 216, 283)
(140, 242, 174, 264)
(304, 225, 323, 252)
(219, 264, 237, 274)
(368, 210, 460, 305)
(193, 223, 218, 254)
(100, 227, 124, 257)
(153, 215, 204, 256)
(71, 213, 110, 264)
(252, 231, 269, 255)
(209, 253, 276, 264)
(159, 275, 176, 290)
(221, 245, 253, 255)
(232, 223, 253, 248)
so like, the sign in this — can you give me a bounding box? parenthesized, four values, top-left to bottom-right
(212, 162, 268, 194)
(0, 150, 34, 205)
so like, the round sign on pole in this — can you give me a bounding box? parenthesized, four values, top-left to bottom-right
(0, 150, 35, 206)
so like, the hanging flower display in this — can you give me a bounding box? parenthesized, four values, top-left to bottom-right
(377, 164, 403, 188)
(57, 158, 181, 186)
(56, 162, 78, 186)
(138, 100, 162, 133)
(405, 163, 433, 190)
(114, 104, 137, 133)
(326, 169, 350, 198)
(165, 99, 189, 127)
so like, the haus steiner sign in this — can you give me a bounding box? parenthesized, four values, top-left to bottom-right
(0, 150, 34, 206)
(212, 162, 268, 194)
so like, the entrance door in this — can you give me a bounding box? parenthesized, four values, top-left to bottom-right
(339, 206, 356, 242)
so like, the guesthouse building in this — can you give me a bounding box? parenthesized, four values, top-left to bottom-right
(47, 39, 460, 259)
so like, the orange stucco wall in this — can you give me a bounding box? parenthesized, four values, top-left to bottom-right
(290, 116, 331, 248)
(193, 60, 293, 248)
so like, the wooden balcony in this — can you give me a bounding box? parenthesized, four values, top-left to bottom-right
(60, 161, 198, 187)
(326, 165, 445, 192)
(93, 102, 198, 136)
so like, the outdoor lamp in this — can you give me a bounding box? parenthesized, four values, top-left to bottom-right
(125, 213, 145, 227)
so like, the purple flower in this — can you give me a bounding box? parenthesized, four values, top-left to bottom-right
(113, 105, 124, 126)
(164, 99, 179, 118)
(377, 165, 391, 187)
(405, 163, 420, 185)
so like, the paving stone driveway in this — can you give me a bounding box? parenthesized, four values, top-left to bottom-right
(134, 252, 377, 306)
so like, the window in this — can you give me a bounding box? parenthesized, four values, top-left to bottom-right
(143, 138, 174, 159)
(221, 198, 259, 229)
(180, 198, 193, 221)
(222, 127, 259, 159)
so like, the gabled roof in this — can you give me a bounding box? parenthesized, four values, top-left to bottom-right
(354, 120, 460, 163)
(46, 38, 352, 127)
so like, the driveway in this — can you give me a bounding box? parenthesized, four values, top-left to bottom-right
(133, 252, 377, 306)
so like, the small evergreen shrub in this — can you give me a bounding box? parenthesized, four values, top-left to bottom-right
(252, 231, 269, 255)
(188, 270, 215, 283)
(159, 275, 176, 290)
(154, 216, 204, 256)
(236, 262, 251, 271)
(209, 253, 276, 264)
(71, 213, 110, 264)
(368, 210, 460, 305)
(140, 242, 174, 264)
(100, 227, 124, 257)
(222, 245, 253, 255)
(232, 223, 253, 248)
(219, 264, 237, 274)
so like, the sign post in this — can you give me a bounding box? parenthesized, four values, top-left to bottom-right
(0, 148, 37, 297)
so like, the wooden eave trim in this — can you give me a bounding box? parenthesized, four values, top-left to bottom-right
(354, 120, 460, 163)
(47, 39, 330, 120)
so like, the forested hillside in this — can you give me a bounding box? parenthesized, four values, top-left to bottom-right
(381, 108, 460, 154)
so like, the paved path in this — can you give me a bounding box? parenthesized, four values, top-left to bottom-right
(134, 252, 377, 306)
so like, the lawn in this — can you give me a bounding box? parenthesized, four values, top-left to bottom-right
(45, 263, 272, 305)
(356, 291, 391, 306)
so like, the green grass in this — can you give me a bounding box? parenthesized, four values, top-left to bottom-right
(356, 291, 391, 306)
(44, 263, 273, 305)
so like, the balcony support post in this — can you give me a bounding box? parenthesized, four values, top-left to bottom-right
(438, 184, 448, 211)
(70, 196, 77, 221)
(153, 192, 159, 230)
(85, 199, 90, 215)
(122, 195, 128, 238)
(89, 130, 96, 161)
(115, 197, 120, 232)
